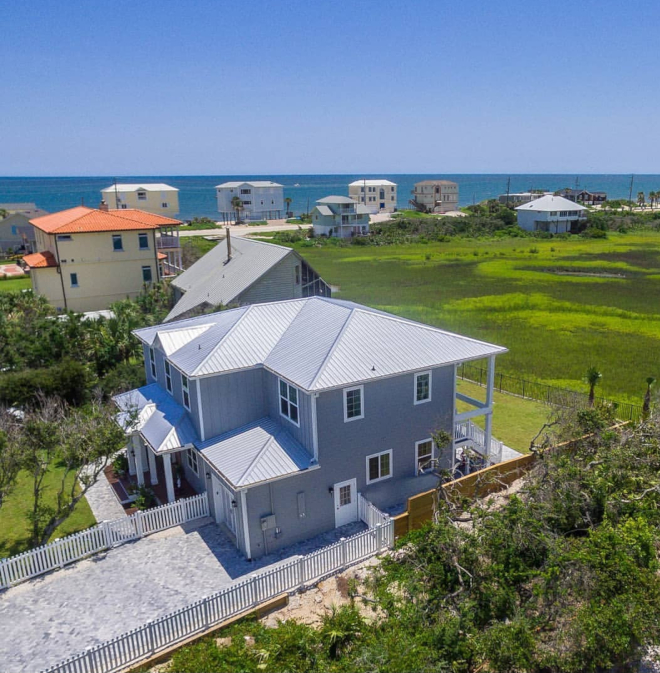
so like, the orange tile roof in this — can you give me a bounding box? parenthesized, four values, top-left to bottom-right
(157, 252, 167, 260)
(22, 251, 58, 268)
(30, 207, 181, 234)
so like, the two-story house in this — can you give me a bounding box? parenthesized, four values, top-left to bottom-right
(22, 205, 182, 312)
(0, 202, 47, 253)
(114, 298, 506, 559)
(348, 180, 397, 214)
(311, 196, 371, 238)
(411, 180, 459, 214)
(101, 183, 180, 217)
(515, 195, 588, 233)
(216, 181, 284, 222)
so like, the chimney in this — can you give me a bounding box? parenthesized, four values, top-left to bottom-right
(99, 199, 109, 212)
(226, 226, 232, 262)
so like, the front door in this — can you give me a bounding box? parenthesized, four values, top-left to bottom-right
(334, 478, 358, 527)
(212, 475, 237, 535)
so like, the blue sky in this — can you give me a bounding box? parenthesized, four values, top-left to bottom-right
(2, 0, 659, 175)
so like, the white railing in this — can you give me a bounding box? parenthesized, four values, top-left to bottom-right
(357, 493, 390, 529)
(454, 420, 504, 464)
(0, 493, 209, 589)
(41, 519, 395, 673)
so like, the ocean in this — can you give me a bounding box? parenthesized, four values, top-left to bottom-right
(1, 174, 658, 220)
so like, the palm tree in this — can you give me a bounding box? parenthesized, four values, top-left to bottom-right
(284, 197, 292, 218)
(643, 377, 656, 419)
(585, 366, 602, 407)
(637, 191, 646, 210)
(230, 196, 243, 224)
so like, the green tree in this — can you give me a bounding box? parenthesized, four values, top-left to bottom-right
(643, 376, 656, 419)
(637, 191, 646, 209)
(585, 366, 602, 406)
(0, 409, 22, 511)
(231, 195, 244, 224)
(284, 196, 292, 218)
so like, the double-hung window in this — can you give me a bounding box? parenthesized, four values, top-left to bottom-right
(182, 374, 191, 410)
(138, 232, 149, 250)
(279, 379, 299, 425)
(137, 191, 147, 201)
(344, 385, 364, 422)
(142, 266, 153, 283)
(187, 448, 198, 475)
(366, 450, 392, 484)
(70, 272, 79, 288)
(416, 439, 434, 475)
(414, 371, 432, 404)
(112, 234, 123, 251)
(149, 347, 156, 378)
(164, 361, 172, 393)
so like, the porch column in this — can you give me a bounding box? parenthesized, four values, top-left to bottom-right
(484, 355, 496, 463)
(133, 436, 145, 487)
(127, 441, 137, 476)
(163, 453, 176, 503)
(147, 447, 158, 485)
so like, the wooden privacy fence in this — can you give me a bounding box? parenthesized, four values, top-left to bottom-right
(41, 520, 394, 673)
(0, 493, 209, 589)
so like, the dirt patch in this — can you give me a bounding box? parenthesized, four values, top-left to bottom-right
(545, 269, 626, 278)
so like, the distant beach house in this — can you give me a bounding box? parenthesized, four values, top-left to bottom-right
(515, 195, 588, 233)
(348, 179, 397, 214)
(0, 202, 47, 253)
(555, 188, 607, 206)
(311, 196, 370, 238)
(115, 297, 506, 559)
(411, 180, 459, 213)
(497, 191, 552, 206)
(101, 184, 180, 217)
(166, 236, 331, 322)
(216, 181, 284, 223)
(22, 204, 182, 312)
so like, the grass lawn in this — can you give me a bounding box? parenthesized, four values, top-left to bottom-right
(0, 466, 96, 557)
(182, 237, 220, 257)
(456, 379, 550, 453)
(0, 260, 32, 293)
(292, 231, 660, 403)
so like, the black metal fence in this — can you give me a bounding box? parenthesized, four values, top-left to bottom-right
(457, 363, 643, 423)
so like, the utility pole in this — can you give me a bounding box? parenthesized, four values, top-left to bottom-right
(629, 174, 634, 212)
(113, 178, 120, 209)
(505, 176, 511, 207)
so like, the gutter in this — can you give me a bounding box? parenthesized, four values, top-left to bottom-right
(53, 234, 68, 311)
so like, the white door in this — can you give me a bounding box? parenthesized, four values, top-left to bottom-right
(334, 478, 358, 528)
(213, 475, 236, 535)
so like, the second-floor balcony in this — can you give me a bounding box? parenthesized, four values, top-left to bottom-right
(156, 226, 181, 250)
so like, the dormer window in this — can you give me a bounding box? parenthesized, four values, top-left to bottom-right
(279, 378, 299, 426)
(165, 361, 172, 393)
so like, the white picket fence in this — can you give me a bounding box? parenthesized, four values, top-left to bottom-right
(41, 518, 395, 673)
(357, 492, 390, 529)
(0, 493, 209, 589)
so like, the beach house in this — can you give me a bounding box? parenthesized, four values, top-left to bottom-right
(348, 179, 397, 214)
(114, 297, 506, 559)
(555, 188, 607, 206)
(216, 181, 284, 223)
(411, 180, 459, 214)
(311, 196, 370, 238)
(515, 195, 588, 233)
(101, 184, 180, 217)
(0, 202, 47, 253)
(22, 205, 182, 312)
(166, 236, 331, 322)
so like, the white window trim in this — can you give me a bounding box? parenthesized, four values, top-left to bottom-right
(164, 361, 172, 393)
(182, 374, 191, 411)
(149, 347, 156, 378)
(414, 370, 432, 405)
(366, 449, 393, 484)
(278, 378, 300, 427)
(343, 385, 364, 422)
(187, 448, 198, 475)
(415, 438, 435, 475)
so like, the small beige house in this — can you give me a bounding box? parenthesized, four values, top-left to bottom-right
(0, 203, 47, 253)
(411, 180, 459, 213)
(23, 205, 182, 312)
(101, 184, 180, 217)
(348, 180, 397, 213)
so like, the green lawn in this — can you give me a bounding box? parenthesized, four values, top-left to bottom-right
(0, 466, 96, 557)
(456, 379, 550, 453)
(0, 260, 31, 293)
(293, 232, 660, 403)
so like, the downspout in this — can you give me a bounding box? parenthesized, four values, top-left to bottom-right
(153, 229, 160, 281)
(310, 392, 319, 463)
(53, 234, 67, 311)
(240, 489, 251, 560)
(196, 378, 205, 441)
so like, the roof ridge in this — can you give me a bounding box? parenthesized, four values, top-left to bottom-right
(308, 303, 357, 389)
(104, 209, 180, 226)
(38, 206, 93, 232)
(238, 426, 278, 486)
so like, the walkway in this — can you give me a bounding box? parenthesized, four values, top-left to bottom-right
(80, 465, 126, 523)
(0, 519, 365, 672)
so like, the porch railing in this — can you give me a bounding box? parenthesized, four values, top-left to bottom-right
(455, 420, 504, 463)
(41, 519, 394, 673)
(0, 493, 209, 590)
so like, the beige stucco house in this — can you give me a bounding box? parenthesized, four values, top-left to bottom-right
(101, 184, 180, 217)
(348, 179, 397, 214)
(23, 205, 182, 312)
(411, 180, 459, 213)
(0, 203, 48, 253)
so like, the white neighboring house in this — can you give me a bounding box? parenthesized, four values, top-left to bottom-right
(348, 179, 397, 214)
(515, 195, 588, 233)
(312, 196, 371, 239)
(101, 184, 180, 217)
(216, 181, 284, 223)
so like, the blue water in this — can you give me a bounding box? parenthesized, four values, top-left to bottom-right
(1, 174, 658, 220)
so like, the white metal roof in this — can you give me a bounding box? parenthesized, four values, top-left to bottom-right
(166, 237, 294, 321)
(197, 417, 313, 488)
(348, 179, 397, 186)
(515, 195, 587, 212)
(101, 183, 178, 193)
(215, 181, 283, 189)
(135, 297, 507, 391)
(317, 196, 357, 205)
(314, 205, 334, 216)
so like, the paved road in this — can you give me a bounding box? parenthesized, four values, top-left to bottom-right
(0, 519, 364, 672)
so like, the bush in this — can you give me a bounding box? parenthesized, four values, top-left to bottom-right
(112, 453, 129, 476)
(98, 361, 146, 398)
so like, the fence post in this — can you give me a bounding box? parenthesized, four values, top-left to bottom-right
(297, 555, 304, 589)
(340, 537, 347, 569)
(203, 596, 210, 629)
(84, 647, 95, 673)
(101, 520, 113, 550)
(146, 620, 156, 654)
(134, 510, 144, 538)
(522, 379, 526, 398)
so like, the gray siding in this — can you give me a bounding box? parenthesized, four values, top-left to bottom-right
(236, 254, 303, 305)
